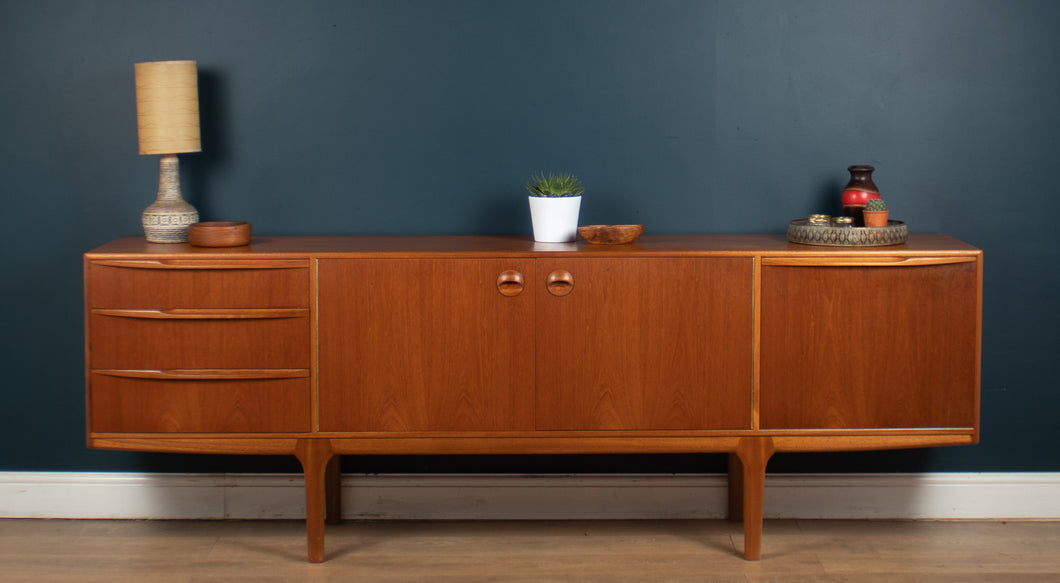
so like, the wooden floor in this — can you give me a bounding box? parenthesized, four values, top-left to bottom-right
(2, 518, 1058, 582)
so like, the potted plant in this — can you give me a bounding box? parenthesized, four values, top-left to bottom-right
(862, 198, 889, 227)
(526, 172, 584, 242)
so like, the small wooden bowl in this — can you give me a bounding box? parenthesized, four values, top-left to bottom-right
(188, 221, 251, 247)
(578, 224, 645, 245)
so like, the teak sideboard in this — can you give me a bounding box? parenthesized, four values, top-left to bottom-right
(83, 234, 982, 562)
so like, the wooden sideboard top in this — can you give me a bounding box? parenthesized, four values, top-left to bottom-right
(86, 233, 980, 258)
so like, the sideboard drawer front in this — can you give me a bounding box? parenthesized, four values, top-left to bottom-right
(89, 314, 309, 369)
(87, 261, 309, 309)
(760, 260, 980, 430)
(89, 375, 311, 433)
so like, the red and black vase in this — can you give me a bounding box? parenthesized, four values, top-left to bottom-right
(841, 165, 882, 226)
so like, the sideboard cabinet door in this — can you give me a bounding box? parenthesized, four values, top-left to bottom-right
(534, 257, 754, 430)
(759, 259, 980, 430)
(318, 259, 536, 432)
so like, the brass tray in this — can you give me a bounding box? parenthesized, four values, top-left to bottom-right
(787, 219, 908, 247)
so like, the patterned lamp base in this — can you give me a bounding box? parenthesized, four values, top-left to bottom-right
(143, 154, 199, 243)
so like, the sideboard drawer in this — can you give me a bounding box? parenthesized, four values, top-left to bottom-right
(89, 374, 311, 433)
(89, 312, 309, 370)
(87, 260, 309, 309)
(759, 259, 980, 430)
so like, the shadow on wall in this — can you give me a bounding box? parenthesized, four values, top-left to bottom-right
(185, 69, 230, 221)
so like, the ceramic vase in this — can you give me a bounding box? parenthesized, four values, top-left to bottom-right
(841, 165, 881, 227)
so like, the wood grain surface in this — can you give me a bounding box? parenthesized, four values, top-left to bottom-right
(2, 519, 1056, 582)
(760, 261, 979, 430)
(317, 258, 536, 432)
(534, 257, 753, 430)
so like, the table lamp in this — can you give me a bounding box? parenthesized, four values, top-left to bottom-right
(135, 60, 201, 242)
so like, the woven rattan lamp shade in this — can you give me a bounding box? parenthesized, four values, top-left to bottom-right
(135, 60, 201, 155)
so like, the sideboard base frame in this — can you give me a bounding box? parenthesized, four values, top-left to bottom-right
(88, 433, 976, 562)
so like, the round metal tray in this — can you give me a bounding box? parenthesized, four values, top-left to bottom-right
(787, 219, 908, 247)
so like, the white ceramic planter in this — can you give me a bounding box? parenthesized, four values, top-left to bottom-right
(528, 196, 582, 242)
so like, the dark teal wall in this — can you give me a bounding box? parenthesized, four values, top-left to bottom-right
(2, 0, 1057, 474)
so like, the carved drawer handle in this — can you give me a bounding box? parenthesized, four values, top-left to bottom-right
(92, 259, 307, 270)
(93, 308, 308, 320)
(546, 270, 574, 297)
(762, 256, 977, 267)
(93, 368, 310, 380)
(496, 270, 525, 297)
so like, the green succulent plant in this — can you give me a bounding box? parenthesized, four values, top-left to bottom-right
(865, 198, 887, 211)
(526, 172, 584, 197)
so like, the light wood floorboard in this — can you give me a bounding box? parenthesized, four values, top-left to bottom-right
(2, 519, 1058, 582)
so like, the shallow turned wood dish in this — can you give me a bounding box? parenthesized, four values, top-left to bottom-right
(578, 224, 645, 244)
(188, 221, 252, 247)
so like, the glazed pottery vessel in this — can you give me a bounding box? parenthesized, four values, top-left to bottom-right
(841, 165, 881, 226)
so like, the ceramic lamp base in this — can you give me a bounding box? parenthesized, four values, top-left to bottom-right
(143, 154, 198, 243)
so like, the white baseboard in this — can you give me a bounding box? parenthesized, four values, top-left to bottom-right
(2, 472, 1058, 521)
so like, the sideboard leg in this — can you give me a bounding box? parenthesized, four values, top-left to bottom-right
(735, 437, 775, 561)
(295, 439, 335, 563)
(727, 452, 744, 522)
(325, 454, 342, 525)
